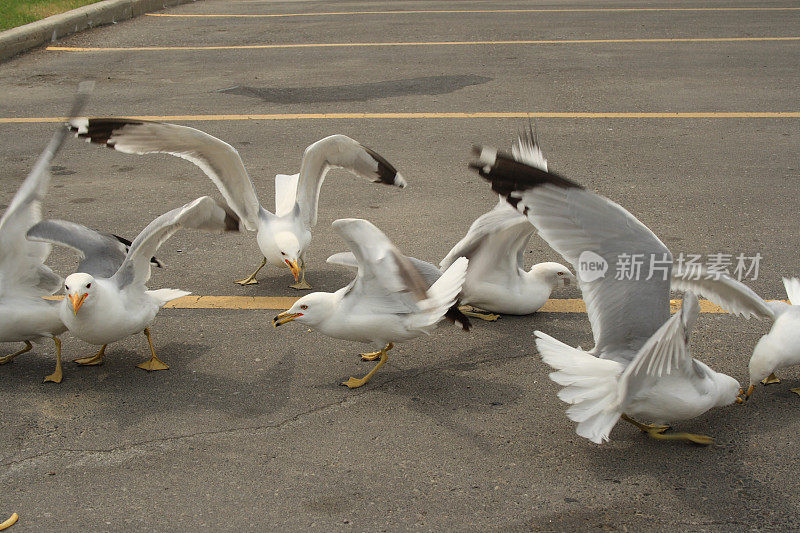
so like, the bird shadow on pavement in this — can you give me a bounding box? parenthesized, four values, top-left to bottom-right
(0, 340, 297, 456)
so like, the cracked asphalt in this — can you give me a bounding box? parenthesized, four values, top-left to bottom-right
(0, 1, 798, 531)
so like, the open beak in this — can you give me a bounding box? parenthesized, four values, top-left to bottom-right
(736, 384, 755, 404)
(273, 311, 303, 327)
(68, 293, 88, 316)
(285, 259, 301, 282)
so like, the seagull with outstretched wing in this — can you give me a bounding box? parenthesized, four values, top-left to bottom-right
(68, 119, 406, 289)
(273, 218, 469, 389)
(0, 82, 92, 383)
(470, 145, 740, 445)
(28, 196, 240, 372)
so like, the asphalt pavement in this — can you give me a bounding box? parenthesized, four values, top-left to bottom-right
(0, 1, 798, 530)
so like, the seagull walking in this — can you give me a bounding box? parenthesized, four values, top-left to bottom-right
(68, 119, 406, 288)
(274, 218, 469, 388)
(470, 145, 740, 445)
(27, 196, 240, 371)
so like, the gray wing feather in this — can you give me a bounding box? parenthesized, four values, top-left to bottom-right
(69, 118, 262, 231)
(112, 196, 240, 289)
(295, 135, 406, 228)
(332, 218, 427, 314)
(329, 251, 440, 288)
(26, 220, 129, 278)
(0, 83, 92, 297)
(471, 149, 671, 360)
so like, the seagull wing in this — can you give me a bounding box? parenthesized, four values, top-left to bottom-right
(440, 198, 534, 282)
(615, 292, 705, 408)
(471, 147, 672, 359)
(330, 251, 441, 288)
(69, 118, 262, 231)
(26, 220, 130, 279)
(671, 267, 775, 320)
(111, 196, 240, 289)
(295, 135, 406, 228)
(0, 83, 92, 297)
(332, 218, 428, 315)
(782, 277, 800, 306)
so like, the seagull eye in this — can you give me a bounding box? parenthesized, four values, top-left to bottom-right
(86, 283, 92, 288)
(281, 252, 286, 256)
(300, 305, 308, 310)
(65, 285, 70, 291)
(557, 272, 564, 276)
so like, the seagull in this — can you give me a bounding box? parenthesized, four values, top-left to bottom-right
(440, 129, 574, 320)
(27, 196, 240, 371)
(670, 272, 800, 401)
(273, 218, 469, 389)
(440, 198, 575, 320)
(470, 145, 740, 445)
(0, 82, 92, 383)
(67, 118, 406, 288)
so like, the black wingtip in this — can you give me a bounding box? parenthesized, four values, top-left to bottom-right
(445, 305, 472, 332)
(112, 234, 164, 268)
(362, 145, 406, 188)
(468, 145, 582, 202)
(71, 118, 145, 146)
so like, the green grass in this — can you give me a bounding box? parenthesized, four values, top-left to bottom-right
(0, 0, 104, 31)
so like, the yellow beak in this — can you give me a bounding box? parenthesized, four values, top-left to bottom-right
(285, 259, 301, 282)
(69, 293, 88, 316)
(273, 311, 303, 327)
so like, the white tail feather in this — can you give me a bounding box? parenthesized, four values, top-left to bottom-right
(783, 277, 800, 306)
(274, 173, 300, 217)
(535, 330, 624, 444)
(146, 288, 191, 307)
(412, 257, 468, 329)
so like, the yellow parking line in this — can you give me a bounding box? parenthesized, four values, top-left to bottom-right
(45, 36, 800, 52)
(147, 7, 800, 18)
(43, 295, 787, 312)
(3, 112, 800, 124)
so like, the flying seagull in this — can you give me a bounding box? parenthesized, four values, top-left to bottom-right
(274, 218, 469, 389)
(470, 145, 740, 445)
(68, 119, 406, 288)
(27, 196, 240, 372)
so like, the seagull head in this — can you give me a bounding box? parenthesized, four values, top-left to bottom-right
(739, 343, 779, 403)
(64, 273, 96, 316)
(273, 292, 336, 328)
(531, 262, 577, 288)
(273, 231, 303, 282)
(715, 372, 743, 408)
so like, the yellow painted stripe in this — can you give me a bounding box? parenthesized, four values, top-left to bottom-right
(42, 295, 790, 312)
(146, 7, 800, 18)
(3, 112, 800, 125)
(45, 36, 800, 52)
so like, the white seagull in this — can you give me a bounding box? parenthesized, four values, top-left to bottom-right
(0, 83, 92, 383)
(470, 146, 740, 445)
(67, 118, 406, 288)
(273, 218, 469, 389)
(440, 129, 574, 320)
(670, 272, 800, 401)
(27, 196, 240, 371)
(440, 198, 575, 320)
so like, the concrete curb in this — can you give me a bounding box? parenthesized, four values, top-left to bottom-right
(0, 0, 196, 62)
